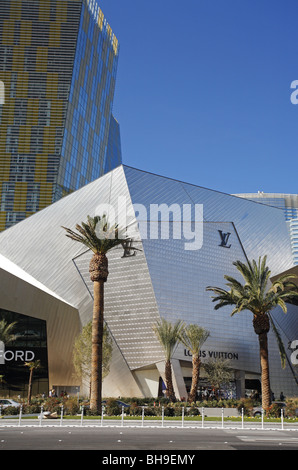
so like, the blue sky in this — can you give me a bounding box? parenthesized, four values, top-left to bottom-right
(99, 0, 298, 194)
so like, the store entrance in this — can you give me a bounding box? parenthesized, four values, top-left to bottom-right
(183, 377, 237, 400)
(245, 378, 261, 399)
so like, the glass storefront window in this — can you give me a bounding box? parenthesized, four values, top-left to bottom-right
(0, 309, 49, 398)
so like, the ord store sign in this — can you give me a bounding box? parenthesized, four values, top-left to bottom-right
(0, 341, 35, 364)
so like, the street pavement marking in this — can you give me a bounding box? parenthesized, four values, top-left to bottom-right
(238, 436, 298, 442)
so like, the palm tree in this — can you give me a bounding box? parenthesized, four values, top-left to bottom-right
(179, 324, 210, 403)
(203, 358, 233, 399)
(153, 318, 185, 402)
(62, 215, 136, 414)
(25, 360, 41, 405)
(206, 255, 298, 410)
(73, 322, 113, 395)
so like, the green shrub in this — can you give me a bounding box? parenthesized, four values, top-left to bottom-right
(2, 406, 19, 416)
(85, 407, 100, 416)
(237, 398, 255, 416)
(105, 398, 121, 416)
(143, 406, 157, 416)
(128, 402, 142, 416)
(63, 397, 80, 416)
(164, 406, 175, 417)
(42, 397, 62, 414)
(285, 399, 298, 418)
(186, 405, 200, 416)
(266, 403, 284, 418)
(22, 404, 40, 414)
(169, 402, 187, 416)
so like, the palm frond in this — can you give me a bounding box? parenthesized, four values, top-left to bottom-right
(179, 324, 209, 355)
(153, 318, 185, 361)
(62, 214, 140, 255)
(0, 320, 17, 343)
(206, 255, 298, 379)
(207, 256, 298, 315)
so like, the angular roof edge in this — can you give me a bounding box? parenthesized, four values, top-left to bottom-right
(0, 254, 74, 306)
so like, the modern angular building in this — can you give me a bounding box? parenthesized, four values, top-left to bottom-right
(235, 193, 298, 265)
(0, 165, 297, 399)
(0, 0, 121, 231)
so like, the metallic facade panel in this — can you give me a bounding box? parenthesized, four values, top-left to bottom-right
(0, 167, 127, 312)
(0, 165, 297, 396)
(142, 222, 259, 375)
(123, 166, 297, 394)
(74, 245, 165, 369)
(124, 167, 293, 276)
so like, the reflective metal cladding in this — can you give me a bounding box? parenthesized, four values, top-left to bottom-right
(0, 165, 297, 398)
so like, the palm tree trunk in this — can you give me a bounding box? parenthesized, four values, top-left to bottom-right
(189, 355, 200, 403)
(258, 332, 271, 410)
(165, 359, 176, 402)
(90, 279, 104, 414)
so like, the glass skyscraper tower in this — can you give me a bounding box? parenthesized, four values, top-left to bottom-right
(0, 0, 122, 230)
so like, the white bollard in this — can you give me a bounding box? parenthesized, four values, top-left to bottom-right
(101, 405, 104, 427)
(39, 406, 43, 427)
(121, 405, 124, 427)
(261, 408, 264, 430)
(60, 405, 63, 426)
(281, 408, 284, 430)
(241, 407, 244, 429)
(142, 406, 145, 427)
(80, 406, 84, 426)
(181, 406, 184, 428)
(18, 405, 22, 427)
(221, 407, 224, 428)
(201, 407, 204, 428)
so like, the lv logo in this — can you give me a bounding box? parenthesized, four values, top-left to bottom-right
(218, 230, 231, 248)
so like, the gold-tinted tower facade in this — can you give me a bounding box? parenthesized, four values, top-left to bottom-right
(0, 0, 121, 230)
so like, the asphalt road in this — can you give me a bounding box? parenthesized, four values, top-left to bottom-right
(0, 424, 298, 452)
